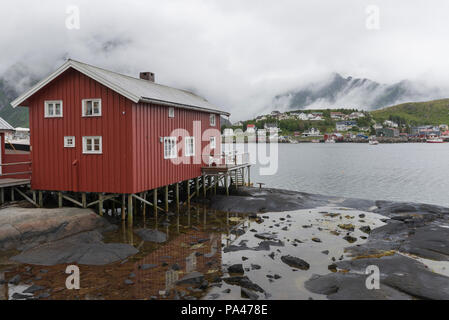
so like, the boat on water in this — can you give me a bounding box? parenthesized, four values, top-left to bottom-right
(369, 140, 379, 145)
(427, 138, 444, 143)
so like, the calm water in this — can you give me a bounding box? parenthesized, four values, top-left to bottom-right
(249, 143, 449, 207)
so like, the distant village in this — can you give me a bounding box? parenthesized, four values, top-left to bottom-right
(222, 109, 449, 143)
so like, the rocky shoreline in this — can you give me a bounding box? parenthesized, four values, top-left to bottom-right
(209, 187, 449, 299)
(1, 187, 449, 300)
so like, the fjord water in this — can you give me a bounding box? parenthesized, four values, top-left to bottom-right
(250, 143, 449, 207)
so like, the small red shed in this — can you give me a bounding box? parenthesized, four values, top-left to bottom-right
(11, 59, 229, 195)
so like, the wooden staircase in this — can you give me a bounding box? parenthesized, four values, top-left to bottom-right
(231, 168, 245, 187)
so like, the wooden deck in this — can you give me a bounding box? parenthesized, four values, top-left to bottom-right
(0, 178, 31, 188)
(201, 163, 250, 174)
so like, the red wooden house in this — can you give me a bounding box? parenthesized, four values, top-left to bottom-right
(11, 59, 230, 212)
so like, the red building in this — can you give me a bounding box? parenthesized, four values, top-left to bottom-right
(11, 60, 229, 196)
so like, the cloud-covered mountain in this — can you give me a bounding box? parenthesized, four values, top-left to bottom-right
(271, 73, 447, 112)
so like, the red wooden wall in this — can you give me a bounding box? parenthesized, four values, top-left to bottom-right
(131, 102, 221, 193)
(26, 67, 222, 194)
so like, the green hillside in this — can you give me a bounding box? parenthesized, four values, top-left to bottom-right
(0, 79, 29, 128)
(371, 99, 449, 126)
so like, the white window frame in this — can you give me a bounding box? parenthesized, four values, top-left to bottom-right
(168, 107, 175, 118)
(64, 136, 75, 148)
(185, 136, 195, 157)
(210, 136, 216, 149)
(164, 137, 177, 159)
(210, 114, 216, 126)
(82, 136, 102, 154)
(44, 100, 63, 118)
(82, 99, 102, 117)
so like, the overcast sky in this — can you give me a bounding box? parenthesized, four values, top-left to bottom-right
(2, 0, 449, 120)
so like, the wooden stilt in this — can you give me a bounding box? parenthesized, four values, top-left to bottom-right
(99, 194, 104, 216)
(187, 180, 191, 208)
(127, 194, 133, 225)
(142, 192, 146, 217)
(121, 194, 126, 221)
(153, 188, 158, 219)
(195, 177, 199, 198)
(165, 185, 169, 212)
(82, 193, 87, 208)
(11, 188, 14, 202)
(225, 174, 229, 196)
(214, 176, 217, 195)
(58, 192, 63, 208)
(0, 188, 4, 204)
(203, 174, 206, 198)
(38, 191, 43, 207)
(248, 165, 251, 186)
(32, 191, 36, 203)
(175, 182, 180, 213)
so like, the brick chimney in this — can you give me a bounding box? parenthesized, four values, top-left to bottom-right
(140, 72, 155, 82)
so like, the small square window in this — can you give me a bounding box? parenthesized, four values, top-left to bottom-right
(45, 100, 63, 118)
(168, 107, 175, 118)
(210, 136, 216, 149)
(83, 136, 102, 154)
(64, 136, 75, 148)
(210, 114, 216, 126)
(82, 99, 102, 117)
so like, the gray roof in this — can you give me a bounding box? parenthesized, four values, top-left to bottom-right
(0, 117, 14, 131)
(12, 59, 230, 116)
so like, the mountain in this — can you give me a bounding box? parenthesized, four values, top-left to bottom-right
(371, 98, 449, 126)
(0, 79, 28, 127)
(272, 73, 447, 112)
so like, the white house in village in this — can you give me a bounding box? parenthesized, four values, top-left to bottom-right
(223, 128, 234, 137)
(302, 128, 321, 137)
(383, 120, 398, 128)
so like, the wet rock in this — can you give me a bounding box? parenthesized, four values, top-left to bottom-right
(274, 274, 281, 279)
(140, 264, 157, 270)
(338, 224, 355, 231)
(254, 233, 277, 240)
(177, 272, 205, 286)
(12, 292, 32, 300)
(37, 292, 50, 299)
(268, 252, 275, 260)
(311, 237, 321, 243)
(360, 226, 371, 234)
(281, 255, 310, 270)
(23, 285, 45, 294)
(222, 288, 231, 294)
(251, 264, 261, 270)
(11, 231, 138, 266)
(0, 207, 112, 251)
(242, 256, 248, 261)
(228, 264, 244, 274)
(359, 214, 366, 218)
(135, 229, 167, 243)
(321, 250, 329, 255)
(222, 276, 264, 292)
(307, 254, 449, 300)
(241, 287, 259, 300)
(9, 274, 21, 285)
(343, 235, 357, 243)
(328, 264, 337, 272)
(231, 229, 246, 236)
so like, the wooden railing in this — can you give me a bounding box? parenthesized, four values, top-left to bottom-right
(205, 152, 250, 167)
(0, 161, 32, 177)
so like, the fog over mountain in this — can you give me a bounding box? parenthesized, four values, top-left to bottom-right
(3, 1, 449, 122)
(270, 73, 447, 113)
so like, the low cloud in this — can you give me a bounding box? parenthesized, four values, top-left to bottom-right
(2, 0, 449, 120)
